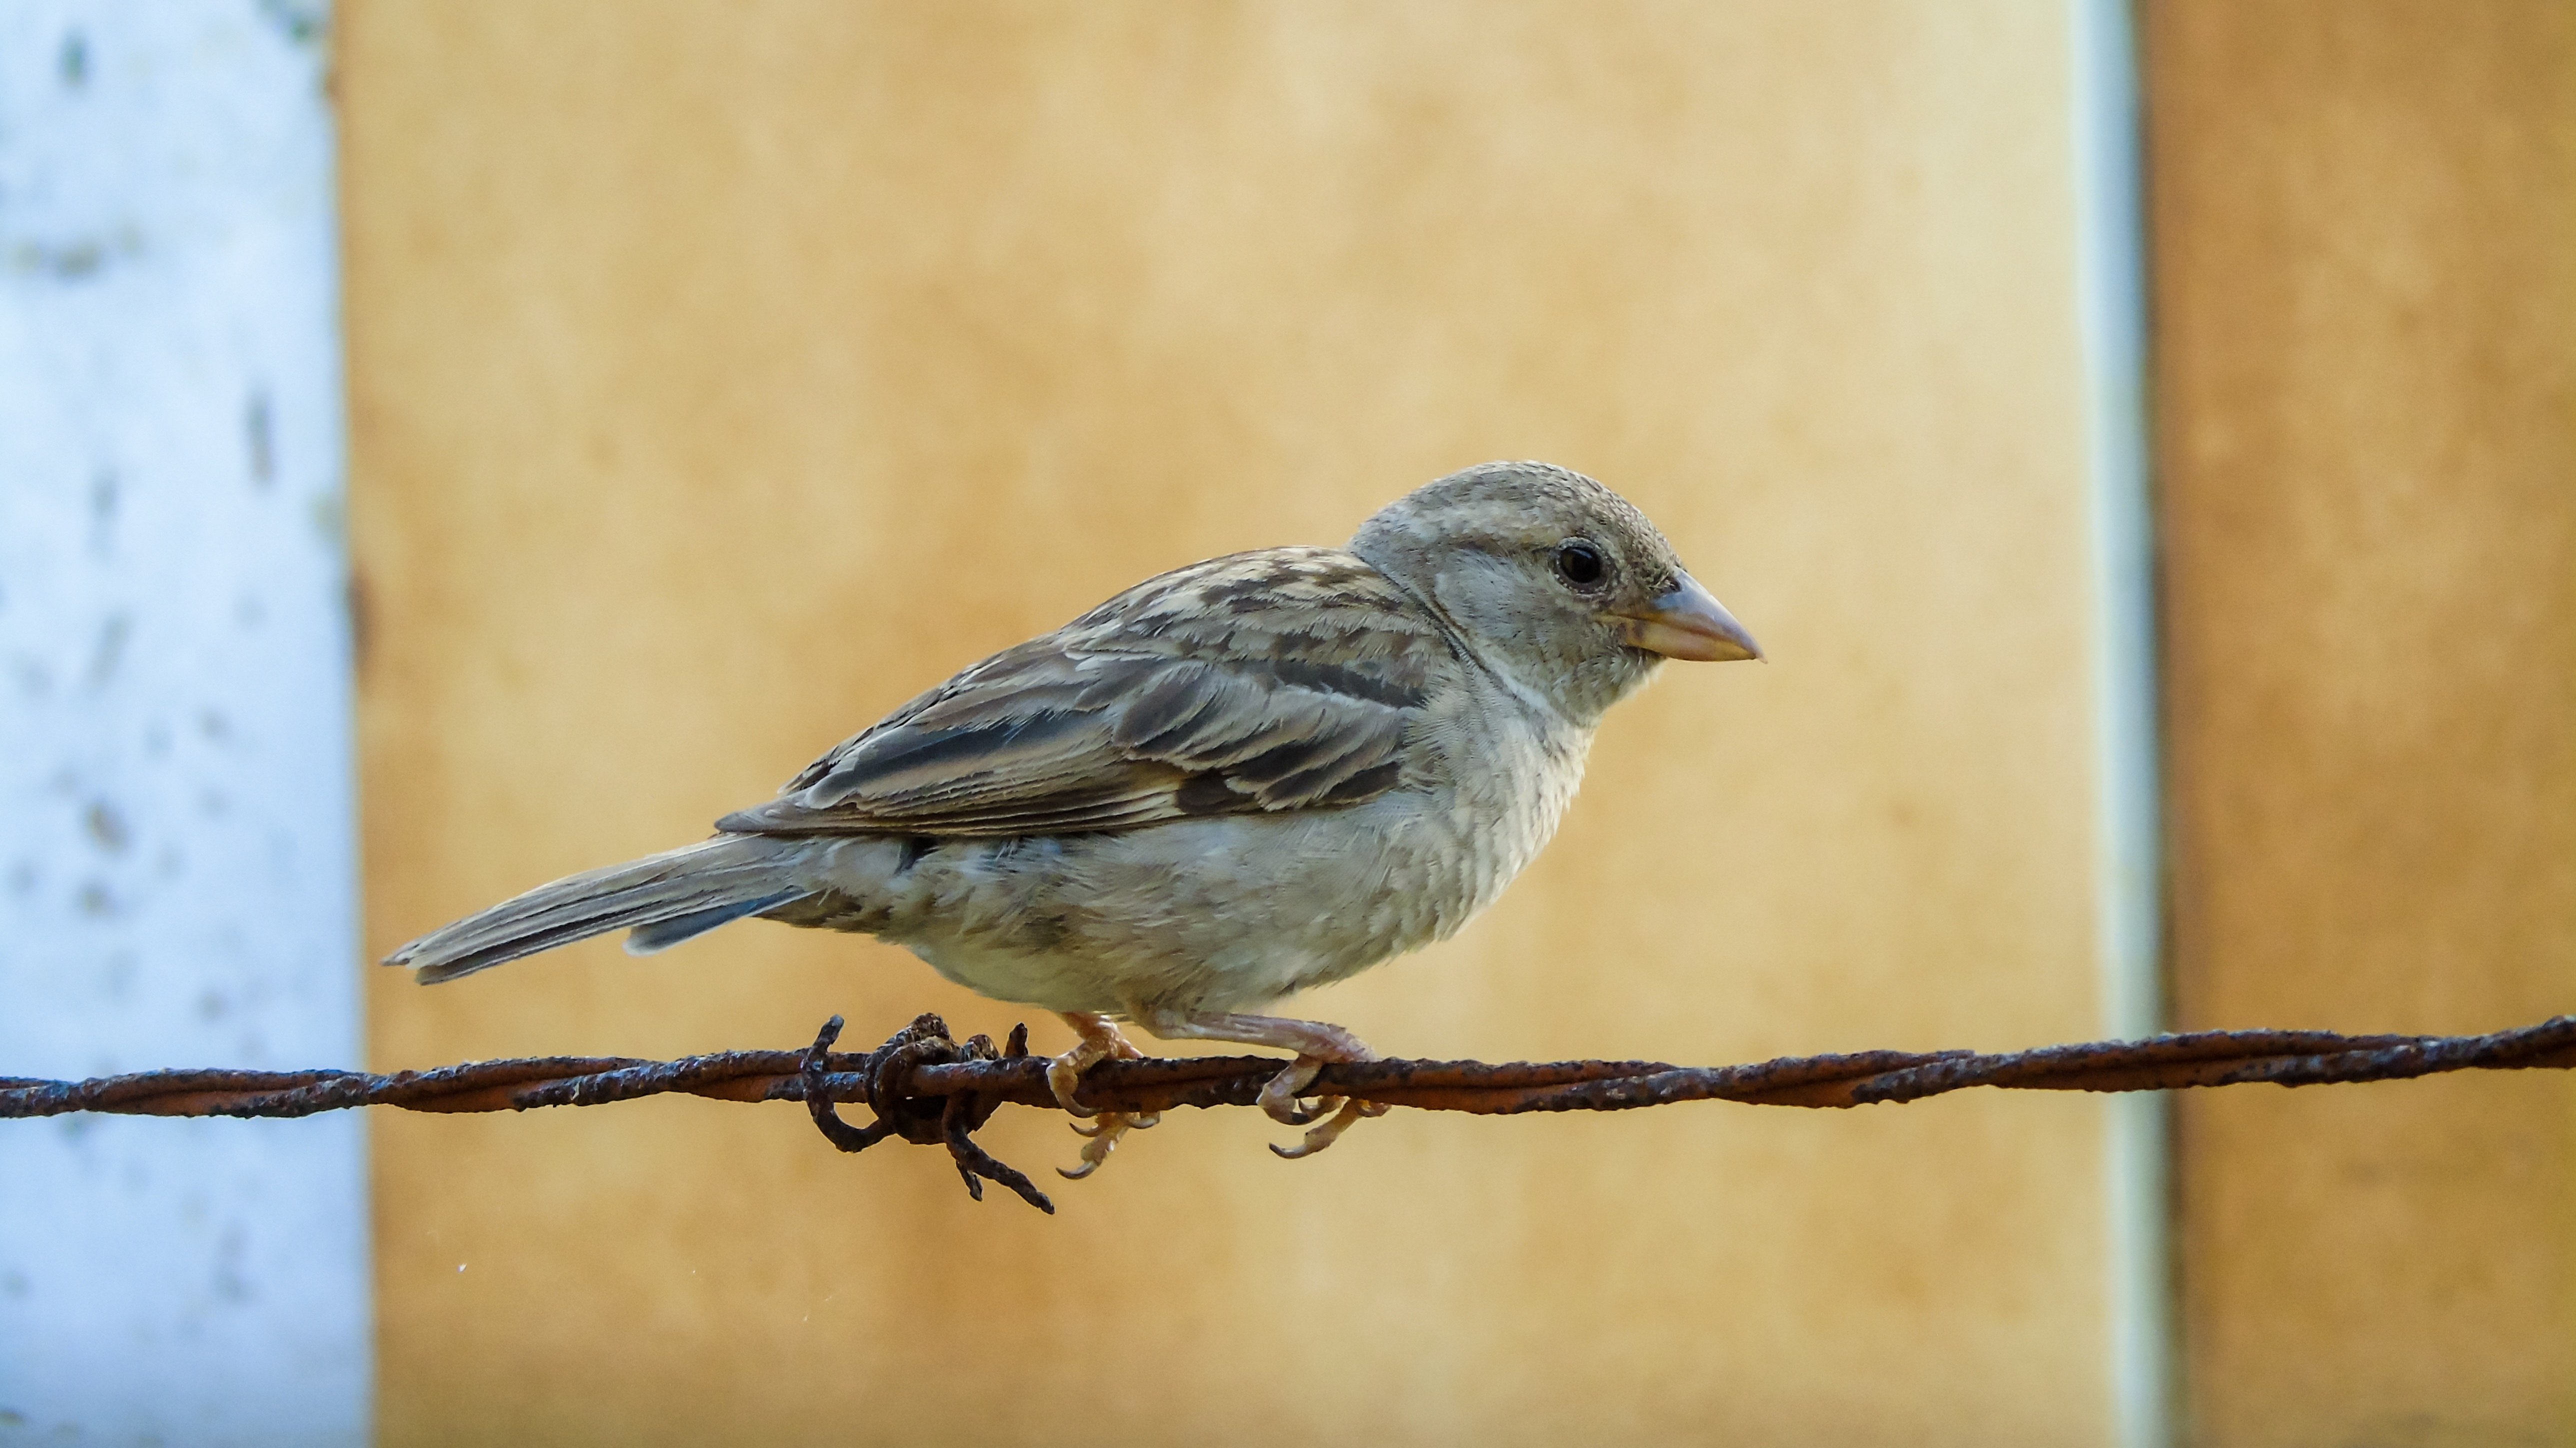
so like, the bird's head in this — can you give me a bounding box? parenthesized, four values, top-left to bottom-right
(1350, 460, 1761, 726)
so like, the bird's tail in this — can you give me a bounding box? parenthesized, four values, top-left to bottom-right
(383, 834, 810, 984)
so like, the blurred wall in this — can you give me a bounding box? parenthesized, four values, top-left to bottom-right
(0, 4, 368, 1442)
(2146, 2, 2576, 1443)
(342, 4, 2134, 1444)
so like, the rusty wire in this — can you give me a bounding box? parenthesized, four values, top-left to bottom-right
(8, 1010, 2576, 1214)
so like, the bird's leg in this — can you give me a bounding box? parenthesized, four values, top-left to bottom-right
(1049, 1011, 1156, 1181)
(1046, 1010, 1134, 1116)
(1137, 1008, 1386, 1158)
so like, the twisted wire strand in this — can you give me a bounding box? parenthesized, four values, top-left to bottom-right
(10, 1012, 2574, 1122)
(17, 1011, 2574, 1214)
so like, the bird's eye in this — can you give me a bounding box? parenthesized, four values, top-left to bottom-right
(1554, 540, 1608, 590)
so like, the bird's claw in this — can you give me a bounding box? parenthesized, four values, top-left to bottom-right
(1257, 1056, 1327, 1124)
(1058, 1109, 1156, 1179)
(1046, 1012, 1146, 1122)
(1050, 1013, 1154, 1178)
(1046, 1052, 1101, 1118)
(1270, 1096, 1374, 1160)
(1276, 1094, 1341, 1126)
(1257, 1055, 1383, 1158)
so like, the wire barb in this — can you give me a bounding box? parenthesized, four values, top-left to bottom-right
(10, 1012, 2576, 1214)
(798, 1012, 1054, 1214)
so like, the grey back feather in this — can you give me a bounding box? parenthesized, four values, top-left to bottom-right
(716, 548, 1444, 840)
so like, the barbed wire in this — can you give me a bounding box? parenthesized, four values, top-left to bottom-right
(8, 1010, 2574, 1214)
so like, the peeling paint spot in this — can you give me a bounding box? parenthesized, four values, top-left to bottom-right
(89, 470, 118, 554)
(8, 225, 142, 283)
(213, 1226, 253, 1302)
(38, 240, 102, 277)
(246, 392, 275, 487)
(12, 238, 100, 280)
(306, 491, 344, 548)
(83, 800, 130, 854)
(84, 614, 130, 689)
(256, 0, 328, 46)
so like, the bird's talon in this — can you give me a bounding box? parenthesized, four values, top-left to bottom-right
(1046, 1060, 1101, 1118)
(1049, 1012, 1142, 1120)
(1046, 1046, 1106, 1118)
(1271, 1096, 1371, 1160)
(1279, 1093, 1346, 1126)
(1058, 1108, 1144, 1178)
(1257, 1056, 1326, 1124)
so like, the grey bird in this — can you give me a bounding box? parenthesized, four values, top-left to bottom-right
(384, 461, 1761, 1172)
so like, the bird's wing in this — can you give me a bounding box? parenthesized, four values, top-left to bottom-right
(715, 548, 1448, 839)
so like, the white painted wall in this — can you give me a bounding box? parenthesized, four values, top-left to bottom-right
(0, 4, 368, 1444)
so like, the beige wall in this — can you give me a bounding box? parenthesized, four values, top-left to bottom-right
(2146, 2, 2576, 1443)
(344, 4, 2122, 1443)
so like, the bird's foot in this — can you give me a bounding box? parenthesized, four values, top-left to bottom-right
(1132, 1008, 1388, 1160)
(1059, 1106, 1161, 1180)
(1133, 1010, 1391, 1154)
(1049, 1010, 1152, 1178)
(1254, 1050, 1386, 1158)
(1254, 1052, 1390, 1122)
(1046, 1010, 1142, 1119)
(1255, 1054, 1327, 1124)
(1271, 1096, 1380, 1159)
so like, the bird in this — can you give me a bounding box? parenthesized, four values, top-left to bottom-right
(384, 460, 1760, 1175)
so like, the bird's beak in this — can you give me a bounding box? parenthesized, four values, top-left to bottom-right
(1608, 572, 1763, 662)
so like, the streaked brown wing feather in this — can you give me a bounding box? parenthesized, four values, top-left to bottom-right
(716, 548, 1443, 839)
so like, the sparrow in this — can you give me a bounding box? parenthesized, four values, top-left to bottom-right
(386, 461, 1760, 1174)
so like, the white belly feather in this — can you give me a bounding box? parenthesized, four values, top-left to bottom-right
(797, 704, 1590, 1018)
